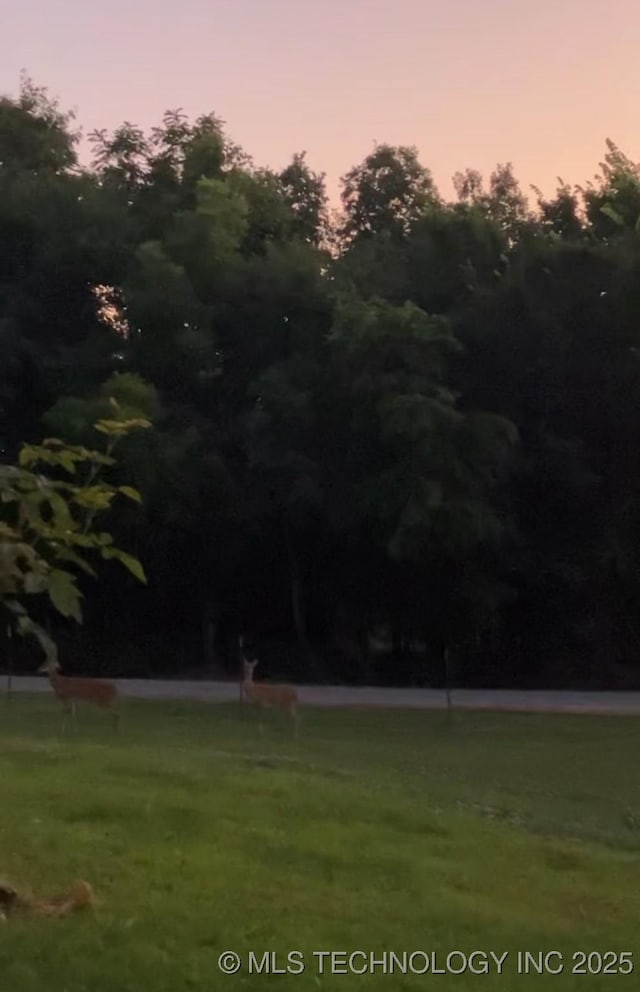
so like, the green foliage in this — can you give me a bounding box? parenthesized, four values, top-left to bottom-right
(328, 297, 516, 562)
(453, 162, 532, 241)
(7, 77, 640, 685)
(531, 181, 583, 241)
(0, 73, 78, 174)
(340, 143, 439, 242)
(279, 151, 329, 246)
(0, 409, 150, 660)
(583, 141, 640, 234)
(190, 176, 249, 259)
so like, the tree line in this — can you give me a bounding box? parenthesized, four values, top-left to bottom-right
(3, 76, 640, 689)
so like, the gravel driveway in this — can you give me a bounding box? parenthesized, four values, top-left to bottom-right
(6, 676, 640, 714)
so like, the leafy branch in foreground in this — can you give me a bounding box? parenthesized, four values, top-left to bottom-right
(0, 404, 151, 662)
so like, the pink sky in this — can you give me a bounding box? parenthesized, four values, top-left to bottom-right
(3, 0, 640, 204)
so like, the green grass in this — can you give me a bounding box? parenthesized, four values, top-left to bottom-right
(1, 693, 640, 989)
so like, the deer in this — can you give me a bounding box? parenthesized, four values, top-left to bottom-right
(241, 658, 300, 736)
(38, 659, 120, 732)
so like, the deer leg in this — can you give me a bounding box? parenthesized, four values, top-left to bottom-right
(68, 700, 78, 734)
(288, 702, 299, 737)
(60, 702, 70, 736)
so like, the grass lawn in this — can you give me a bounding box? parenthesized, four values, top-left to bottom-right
(1, 692, 640, 989)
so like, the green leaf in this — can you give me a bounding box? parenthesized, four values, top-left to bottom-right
(95, 416, 151, 436)
(72, 486, 116, 511)
(57, 451, 79, 474)
(54, 548, 97, 578)
(66, 447, 115, 467)
(47, 569, 83, 623)
(4, 598, 27, 616)
(23, 570, 48, 594)
(47, 493, 77, 533)
(94, 418, 128, 436)
(118, 485, 142, 504)
(17, 445, 39, 468)
(102, 548, 147, 584)
(121, 418, 152, 430)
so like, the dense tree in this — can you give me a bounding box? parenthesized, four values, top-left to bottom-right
(278, 152, 328, 247)
(4, 76, 640, 688)
(339, 143, 439, 243)
(453, 162, 531, 240)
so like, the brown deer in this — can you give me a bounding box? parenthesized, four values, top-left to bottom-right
(38, 659, 120, 732)
(242, 658, 299, 736)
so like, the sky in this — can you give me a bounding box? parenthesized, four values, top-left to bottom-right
(2, 0, 640, 205)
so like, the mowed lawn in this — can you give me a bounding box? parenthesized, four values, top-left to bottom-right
(1, 694, 640, 990)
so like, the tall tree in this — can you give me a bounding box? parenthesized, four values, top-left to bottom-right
(340, 144, 439, 243)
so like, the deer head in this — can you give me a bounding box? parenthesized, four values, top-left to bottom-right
(38, 659, 61, 675)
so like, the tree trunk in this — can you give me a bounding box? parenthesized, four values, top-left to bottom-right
(201, 600, 219, 674)
(283, 518, 308, 650)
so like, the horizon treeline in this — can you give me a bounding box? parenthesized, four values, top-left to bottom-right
(3, 76, 640, 689)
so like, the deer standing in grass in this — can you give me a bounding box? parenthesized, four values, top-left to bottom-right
(241, 658, 300, 736)
(38, 659, 120, 732)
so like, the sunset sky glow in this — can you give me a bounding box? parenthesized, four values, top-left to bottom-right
(3, 0, 640, 204)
